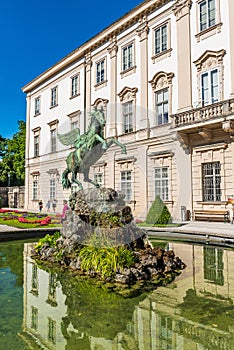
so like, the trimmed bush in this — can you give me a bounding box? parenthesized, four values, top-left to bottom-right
(146, 196, 172, 225)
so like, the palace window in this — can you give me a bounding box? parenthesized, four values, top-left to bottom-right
(154, 167, 169, 201)
(96, 59, 105, 84)
(48, 317, 56, 344)
(71, 75, 79, 97)
(51, 86, 58, 107)
(50, 129, 57, 153)
(123, 101, 133, 133)
(32, 177, 38, 200)
(34, 97, 40, 115)
(194, 50, 225, 106)
(94, 173, 103, 187)
(31, 264, 38, 295)
(202, 162, 221, 201)
(121, 171, 132, 201)
(204, 247, 224, 285)
(50, 179, 56, 200)
(199, 0, 216, 32)
(31, 306, 38, 331)
(34, 135, 39, 157)
(150, 72, 174, 127)
(155, 89, 169, 125)
(201, 68, 218, 106)
(122, 43, 133, 71)
(155, 24, 167, 55)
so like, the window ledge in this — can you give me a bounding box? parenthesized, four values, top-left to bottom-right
(69, 93, 80, 100)
(164, 200, 174, 205)
(151, 48, 172, 63)
(50, 104, 58, 109)
(33, 113, 41, 118)
(195, 23, 222, 42)
(120, 66, 136, 78)
(94, 80, 108, 90)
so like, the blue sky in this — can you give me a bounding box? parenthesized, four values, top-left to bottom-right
(0, 0, 142, 139)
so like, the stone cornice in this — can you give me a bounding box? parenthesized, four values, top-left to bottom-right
(22, 0, 172, 93)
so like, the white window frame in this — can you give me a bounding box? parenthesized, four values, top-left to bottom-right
(154, 24, 168, 55)
(34, 97, 40, 115)
(96, 59, 105, 84)
(155, 89, 169, 125)
(154, 167, 169, 201)
(71, 75, 79, 97)
(202, 161, 221, 201)
(50, 178, 56, 200)
(34, 135, 39, 157)
(32, 177, 38, 201)
(123, 101, 133, 134)
(122, 43, 133, 71)
(201, 68, 219, 106)
(199, 0, 216, 32)
(50, 129, 57, 153)
(121, 171, 132, 201)
(51, 86, 58, 107)
(94, 173, 103, 187)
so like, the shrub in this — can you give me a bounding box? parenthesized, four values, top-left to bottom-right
(34, 231, 60, 253)
(146, 196, 172, 225)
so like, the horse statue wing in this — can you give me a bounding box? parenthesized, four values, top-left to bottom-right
(57, 128, 80, 147)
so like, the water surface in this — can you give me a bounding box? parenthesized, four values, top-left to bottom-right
(1, 239, 234, 349)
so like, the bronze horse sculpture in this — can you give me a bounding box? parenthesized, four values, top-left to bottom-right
(58, 109, 127, 189)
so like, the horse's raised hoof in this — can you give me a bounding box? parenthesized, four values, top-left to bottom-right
(122, 148, 127, 154)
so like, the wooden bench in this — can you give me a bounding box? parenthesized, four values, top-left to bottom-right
(193, 209, 230, 223)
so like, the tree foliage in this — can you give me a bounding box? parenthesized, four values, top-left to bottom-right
(0, 120, 26, 186)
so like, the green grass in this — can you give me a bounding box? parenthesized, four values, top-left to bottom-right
(0, 218, 60, 229)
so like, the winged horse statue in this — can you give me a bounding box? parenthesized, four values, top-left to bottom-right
(58, 108, 126, 189)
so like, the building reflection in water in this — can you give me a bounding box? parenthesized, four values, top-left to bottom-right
(20, 242, 234, 349)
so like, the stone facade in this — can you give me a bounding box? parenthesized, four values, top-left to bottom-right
(22, 0, 234, 221)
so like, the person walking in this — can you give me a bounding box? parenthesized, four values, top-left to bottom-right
(52, 199, 57, 213)
(46, 200, 51, 212)
(61, 200, 69, 222)
(38, 200, 43, 213)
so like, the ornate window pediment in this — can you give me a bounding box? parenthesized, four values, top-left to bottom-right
(118, 87, 138, 102)
(149, 71, 174, 91)
(194, 49, 226, 72)
(91, 98, 109, 108)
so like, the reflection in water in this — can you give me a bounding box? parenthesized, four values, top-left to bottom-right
(8, 242, 234, 349)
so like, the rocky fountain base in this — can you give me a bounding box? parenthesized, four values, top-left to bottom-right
(32, 187, 186, 295)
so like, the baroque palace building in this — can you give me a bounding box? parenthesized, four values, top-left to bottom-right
(22, 0, 234, 221)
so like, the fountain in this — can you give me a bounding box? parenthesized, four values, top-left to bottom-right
(32, 109, 186, 294)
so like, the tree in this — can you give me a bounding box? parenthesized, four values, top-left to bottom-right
(0, 120, 26, 186)
(146, 195, 172, 225)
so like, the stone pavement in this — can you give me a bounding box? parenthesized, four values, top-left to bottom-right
(144, 221, 234, 246)
(0, 214, 233, 242)
(146, 221, 234, 238)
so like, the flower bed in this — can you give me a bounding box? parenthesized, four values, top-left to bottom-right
(0, 209, 59, 228)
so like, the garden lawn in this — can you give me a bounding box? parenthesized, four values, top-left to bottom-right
(0, 209, 62, 229)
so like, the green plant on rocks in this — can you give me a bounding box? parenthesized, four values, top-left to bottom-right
(34, 231, 61, 253)
(146, 195, 172, 225)
(79, 244, 135, 278)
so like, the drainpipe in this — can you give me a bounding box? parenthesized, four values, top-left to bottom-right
(145, 145, 149, 218)
(83, 60, 86, 132)
(190, 144, 194, 221)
